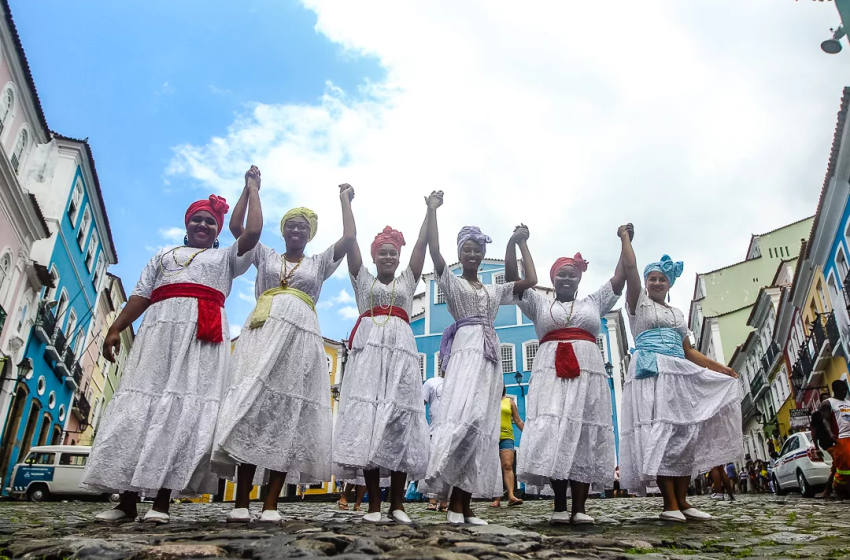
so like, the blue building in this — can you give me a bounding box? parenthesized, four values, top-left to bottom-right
(0, 134, 116, 493)
(412, 259, 628, 458)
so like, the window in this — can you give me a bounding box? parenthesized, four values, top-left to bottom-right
(418, 353, 426, 381)
(77, 207, 91, 249)
(85, 230, 99, 271)
(48, 391, 55, 409)
(25, 452, 55, 465)
(68, 179, 83, 225)
(500, 343, 515, 373)
(435, 285, 446, 304)
(769, 248, 773, 258)
(59, 453, 87, 466)
(16, 300, 28, 333)
(0, 87, 13, 135)
(0, 250, 11, 302)
(74, 328, 85, 358)
(44, 266, 59, 301)
(11, 128, 27, 173)
(596, 335, 606, 360)
(493, 273, 505, 285)
(92, 254, 105, 289)
(325, 354, 332, 375)
(837, 247, 849, 283)
(65, 309, 77, 337)
(434, 352, 441, 376)
(523, 341, 539, 371)
(816, 280, 829, 312)
(55, 291, 68, 324)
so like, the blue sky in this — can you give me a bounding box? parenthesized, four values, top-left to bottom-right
(10, 0, 384, 340)
(8, 0, 850, 341)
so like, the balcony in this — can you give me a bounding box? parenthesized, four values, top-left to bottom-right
(741, 393, 755, 420)
(826, 313, 841, 354)
(750, 368, 767, 399)
(791, 361, 805, 395)
(46, 327, 66, 364)
(61, 352, 79, 388)
(34, 304, 56, 344)
(72, 391, 90, 423)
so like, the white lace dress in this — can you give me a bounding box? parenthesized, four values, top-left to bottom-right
(332, 265, 430, 481)
(515, 283, 619, 490)
(619, 290, 743, 495)
(212, 243, 341, 485)
(81, 244, 253, 496)
(421, 268, 516, 499)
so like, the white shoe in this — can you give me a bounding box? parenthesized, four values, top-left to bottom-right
(572, 512, 595, 525)
(681, 508, 712, 520)
(389, 510, 411, 524)
(464, 516, 488, 526)
(363, 512, 382, 523)
(446, 510, 465, 524)
(659, 510, 686, 523)
(95, 508, 132, 522)
(226, 508, 253, 523)
(709, 493, 725, 500)
(260, 509, 282, 523)
(550, 511, 572, 525)
(143, 509, 170, 524)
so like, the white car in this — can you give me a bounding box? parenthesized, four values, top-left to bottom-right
(772, 431, 833, 497)
(6, 445, 118, 503)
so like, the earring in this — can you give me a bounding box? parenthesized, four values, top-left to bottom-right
(667, 292, 671, 303)
(213, 238, 220, 249)
(183, 234, 189, 246)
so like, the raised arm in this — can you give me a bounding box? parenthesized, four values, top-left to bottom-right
(230, 166, 260, 241)
(504, 225, 521, 283)
(426, 191, 446, 276)
(408, 201, 430, 281)
(333, 184, 357, 262)
(611, 223, 635, 297)
(102, 296, 150, 362)
(341, 185, 363, 277)
(508, 225, 537, 294)
(236, 168, 263, 256)
(683, 338, 738, 378)
(511, 399, 525, 431)
(618, 224, 642, 315)
(820, 400, 838, 442)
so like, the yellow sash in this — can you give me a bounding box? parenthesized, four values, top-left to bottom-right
(249, 287, 315, 329)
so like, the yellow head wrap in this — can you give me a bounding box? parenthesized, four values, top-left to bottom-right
(280, 207, 318, 241)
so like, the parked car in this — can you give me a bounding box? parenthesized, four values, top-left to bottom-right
(772, 431, 833, 497)
(5, 445, 119, 503)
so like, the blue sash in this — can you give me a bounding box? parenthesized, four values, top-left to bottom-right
(634, 328, 685, 379)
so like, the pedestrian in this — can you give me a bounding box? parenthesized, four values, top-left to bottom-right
(514, 224, 633, 524)
(709, 465, 735, 501)
(422, 369, 448, 512)
(820, 380, 850, 498)
(421, 201, 539, 526)
(725, 463, 737, 492)
(811, 393, 836, 499)
(83, 169, 264, 524)
(491, 387, 524, 508)
(330, 193, 435, 524)
(738, 468, 748, 494)
(619, 254, 743, 523)
(337, 483, 367, 511)
(213, 185, 355, 523)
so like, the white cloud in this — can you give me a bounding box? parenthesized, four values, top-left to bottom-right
(159, 227, 185, 243)
(210, 85, 234, 96)
(332, 289, 354, 305)
(338, 305, 360, 320)
(166, 0, 846, 315)
(230, 325, 242, 339)
(238, 291, 255, 303)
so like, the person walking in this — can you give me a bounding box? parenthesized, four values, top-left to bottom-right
(820, 380, 850, 498)
(491, 388, 524, 508)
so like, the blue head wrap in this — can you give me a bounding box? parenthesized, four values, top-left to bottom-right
(457, 226, 492, 258)
(643, 255, 684, 287)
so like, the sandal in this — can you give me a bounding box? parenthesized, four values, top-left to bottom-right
(337, 500, 349, 510)
(353, 506, 362, 512)
(438, 505, 447, 512)
(507, 498, 523, 507)
(426, 504, 438, 511)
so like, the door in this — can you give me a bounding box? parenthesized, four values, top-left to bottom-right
(53, 452, 94, 495)
(776, 436, 799, 486)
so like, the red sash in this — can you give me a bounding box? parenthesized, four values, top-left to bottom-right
(348, 306, 410, 350)
(539, 328, 597, 379)
(150, 283, 226, 344)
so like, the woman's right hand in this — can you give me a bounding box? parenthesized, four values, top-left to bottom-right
(245, 165, 261, 191)
(102, 327, 122, 363)
(339, 183, 355, 201)
(425, 190, 444, 209)
(617, 223, 634, 241)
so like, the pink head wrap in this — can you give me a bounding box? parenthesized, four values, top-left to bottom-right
(185, 195, 229, 229)
(371, 226, 406, 261)
(550, 253, 589, 283)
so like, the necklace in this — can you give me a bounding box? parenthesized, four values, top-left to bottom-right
(369, 276, 397, 326)
(651, 297, 674, 329)
(465, 277, 490, 315)
(160, 247, 208, 277)
(280, 254, 305, 288)
(549, 298, 575, 328)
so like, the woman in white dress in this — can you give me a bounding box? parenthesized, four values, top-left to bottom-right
(513, 225, 633, 525)
(422, 193, 538, 525)
(331, 193, 436, 523)
(83, 167, 264, 524)
(213, 185, 355, 523)
(619, 253, 742, 523)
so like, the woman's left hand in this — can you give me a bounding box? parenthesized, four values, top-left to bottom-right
(245, 165, 261, 191)
(720, 365, 738, 378)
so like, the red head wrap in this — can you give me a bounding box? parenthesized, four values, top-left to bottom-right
(371, 226, 406, 261)
(550, 253, 589, 283)
(185, 195, 229, 229)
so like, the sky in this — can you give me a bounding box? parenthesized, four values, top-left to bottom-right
(9, 0, 850, 342)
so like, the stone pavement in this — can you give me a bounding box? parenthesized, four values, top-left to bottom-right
(1, 494, 848, 560)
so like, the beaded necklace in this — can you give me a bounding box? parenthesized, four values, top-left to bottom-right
(464, 277, 490, 315)
(369, 275, 397, 326)
(549, 297, 576, 329)
(159, 246, 208, 277)
(650, 294, 675, 329)
(280, 254, 305, 288)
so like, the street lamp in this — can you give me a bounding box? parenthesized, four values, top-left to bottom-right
(514, 371, 525, 396)
(822, 26, 846, 54)
(604, 362, 613, 378)
(16, 358, 33, 379)
(330, 384, 340, 401)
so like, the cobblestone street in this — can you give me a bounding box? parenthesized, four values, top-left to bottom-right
(1, 494, 848, 559)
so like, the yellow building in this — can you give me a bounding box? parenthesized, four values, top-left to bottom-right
(200, 335, 347, 503)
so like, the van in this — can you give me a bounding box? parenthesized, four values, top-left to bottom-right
(6, 445, 118, 503)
